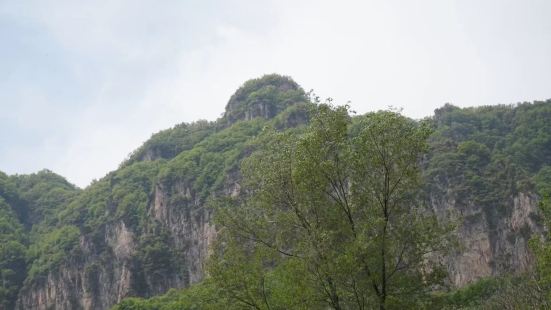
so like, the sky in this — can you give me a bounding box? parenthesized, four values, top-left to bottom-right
(1, 0, 550, 188)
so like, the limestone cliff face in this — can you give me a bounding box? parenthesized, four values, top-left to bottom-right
(17, 222, 136, 310)
(430, 191, 541, 286)
(150, 182, 217, 285)
(16, 179, 221, 310)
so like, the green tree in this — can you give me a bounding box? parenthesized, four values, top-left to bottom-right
(209, 104, 451, 309)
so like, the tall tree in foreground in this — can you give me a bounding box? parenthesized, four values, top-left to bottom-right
(209, 104, 451, 309)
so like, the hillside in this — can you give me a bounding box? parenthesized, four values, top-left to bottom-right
(0, 74, 550, 309)
(425, 102, 551, 285)
(1, 74, 311, 309)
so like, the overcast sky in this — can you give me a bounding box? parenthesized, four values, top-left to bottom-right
(1, 0, 550, 188)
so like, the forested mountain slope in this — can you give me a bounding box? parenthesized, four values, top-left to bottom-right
(114, 98, 551, 310)
(0, 170, 80, 309)
(2, 74, 311, 310)
(425, 102, 550, 285)
(0, 74, 549, 309)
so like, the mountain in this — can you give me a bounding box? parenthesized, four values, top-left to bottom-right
(1, 74, 311, 310)
(0, 74, 550, 309)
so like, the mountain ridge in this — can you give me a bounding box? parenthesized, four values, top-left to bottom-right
(0, 74, 550, 309)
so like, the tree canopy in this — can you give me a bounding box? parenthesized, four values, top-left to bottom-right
(208, 104, 451, 309)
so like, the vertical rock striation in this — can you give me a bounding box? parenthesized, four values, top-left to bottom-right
(430, 191, 541, 286)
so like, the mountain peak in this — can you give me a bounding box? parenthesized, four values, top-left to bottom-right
(223, 74, 307, 124)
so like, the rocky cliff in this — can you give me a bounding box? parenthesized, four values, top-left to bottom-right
(430, 191, 541, 286)
(16, 183, 217, 310)
(424, 101, 551, 286)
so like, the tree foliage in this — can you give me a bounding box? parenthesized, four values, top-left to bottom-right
(208, 104, 450, 309)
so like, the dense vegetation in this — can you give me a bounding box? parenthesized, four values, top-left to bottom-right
(113, 99, 551, 309)
(0, 170, 79, 309)
(0, 74, 550, 309)
(223, 74, 308, 124)
(205, 106, 451, 309)
(426, 101, 551, 207)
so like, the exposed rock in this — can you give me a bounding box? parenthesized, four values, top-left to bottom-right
(150, 182, 216, 284)
(17, 222, 137, 310)
(431, 191, 541, 286)
(16, 179, 220, 310)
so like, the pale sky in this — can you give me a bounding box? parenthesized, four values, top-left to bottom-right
(1, 0, 550, 188)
